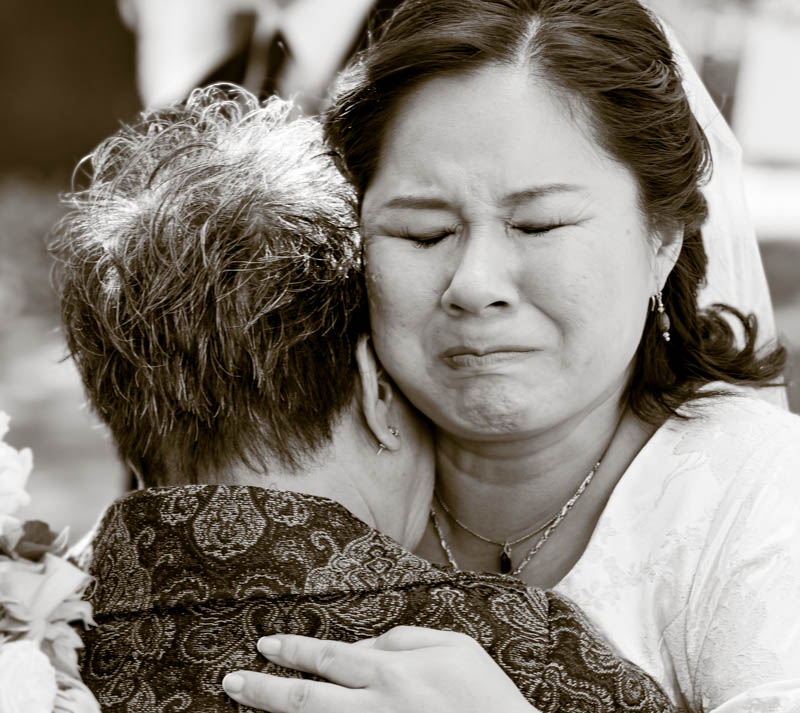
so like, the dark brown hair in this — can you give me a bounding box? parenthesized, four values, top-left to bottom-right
(325, 0, 785, 423)
(52, 87, 366, 486)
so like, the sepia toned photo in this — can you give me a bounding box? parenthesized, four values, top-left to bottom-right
(1, 1, 798, 711)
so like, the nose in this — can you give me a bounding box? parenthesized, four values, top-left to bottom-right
(440, 230, 519, 316)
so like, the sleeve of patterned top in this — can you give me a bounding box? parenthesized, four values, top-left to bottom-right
(538, 591, 675, 713)
(683, 430, 800, 712)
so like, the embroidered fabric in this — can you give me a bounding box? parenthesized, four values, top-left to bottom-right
(77, 487, 673, 713)
(556, 388, 800, 712)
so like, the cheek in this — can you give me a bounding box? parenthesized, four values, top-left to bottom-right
(531, 234, 652, 365)
(544, 272, 608, 370)
(365, 245, 429, 355)
(581, 247, 653, 365)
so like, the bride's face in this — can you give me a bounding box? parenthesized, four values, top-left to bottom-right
(361, 65, 677, 442)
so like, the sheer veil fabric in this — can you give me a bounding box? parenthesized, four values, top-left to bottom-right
(667, 27, 788, 409)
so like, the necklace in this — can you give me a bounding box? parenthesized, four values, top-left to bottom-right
(430, 459, 601, 577)
(433, 489, 557, 573)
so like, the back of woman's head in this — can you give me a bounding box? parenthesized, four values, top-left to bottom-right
(326, 0, 785, 422)
(53, 87, 366, 486)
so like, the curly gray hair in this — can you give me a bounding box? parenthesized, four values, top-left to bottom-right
(51, 85, 365, 486)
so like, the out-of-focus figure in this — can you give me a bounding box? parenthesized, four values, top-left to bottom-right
(118, 0, 398, 112)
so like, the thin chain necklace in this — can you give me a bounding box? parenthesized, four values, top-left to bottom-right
(433, 489, 557, 573)
(430, 459, 601, 577)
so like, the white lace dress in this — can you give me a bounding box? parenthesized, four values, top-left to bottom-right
(556, 389, 800, 712)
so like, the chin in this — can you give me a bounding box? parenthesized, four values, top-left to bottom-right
(451, 384, 535, 435)
(449, 406, 530, 438)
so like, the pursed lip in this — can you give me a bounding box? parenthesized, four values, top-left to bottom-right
(439, 344, 536, 368)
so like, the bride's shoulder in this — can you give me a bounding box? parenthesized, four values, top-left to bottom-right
(667, 384, 800, 442)
(650, 384, 800, 492)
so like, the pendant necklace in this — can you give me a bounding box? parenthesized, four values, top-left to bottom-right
(430, 459, 601, 577)
(432, 489, 557, 574)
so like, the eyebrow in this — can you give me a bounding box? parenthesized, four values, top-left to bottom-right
(500, 184, 585, 208)
(378, 196, 453, 211)
(375, 184, 585, 212)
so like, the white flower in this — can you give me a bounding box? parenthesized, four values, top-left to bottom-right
(0, 412, 32, 521)
(0, 639, 57, 713)
(0, 413, 101, 713)
(54, 672, 102, 713)
(0, 554, 93, 645)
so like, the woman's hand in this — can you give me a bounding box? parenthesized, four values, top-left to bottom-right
(222, 625, 539, 713)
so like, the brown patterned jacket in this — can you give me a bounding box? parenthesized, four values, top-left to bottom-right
(77, 485, 673, 712)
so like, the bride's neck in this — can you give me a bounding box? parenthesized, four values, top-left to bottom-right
(427, 405, 656, 586)
(434, 402, 626, 542)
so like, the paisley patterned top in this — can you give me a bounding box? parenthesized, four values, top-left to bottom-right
(78, 486, 673, 713)
(557, 389, 800, 712)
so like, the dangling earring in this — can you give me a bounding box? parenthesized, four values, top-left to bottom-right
(377, 427, 400, 455)
(651, 290, 670, 342)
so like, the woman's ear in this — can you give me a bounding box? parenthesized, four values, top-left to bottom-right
(355, 335, 401, 452)
(654, 227, 684, 288)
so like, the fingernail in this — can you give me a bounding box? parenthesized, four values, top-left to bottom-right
(223, 673, 244, 694)
(258, 636, 282, 656)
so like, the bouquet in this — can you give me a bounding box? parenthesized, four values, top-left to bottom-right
(0, 412, 100, 713)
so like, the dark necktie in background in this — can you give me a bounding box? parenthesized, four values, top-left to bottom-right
(197, 0, 401, 113)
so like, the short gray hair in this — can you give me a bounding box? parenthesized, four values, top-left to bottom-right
(52, 85, 365, 485)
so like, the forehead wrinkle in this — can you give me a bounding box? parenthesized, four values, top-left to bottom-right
(363, 67, 619, 228)
(500, 184, 587, 209)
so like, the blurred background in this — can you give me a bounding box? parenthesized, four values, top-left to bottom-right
(1, 0, 798, 541)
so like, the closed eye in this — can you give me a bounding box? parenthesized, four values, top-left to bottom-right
(512, 223, 567, 235)
(395, 227, 456, 249)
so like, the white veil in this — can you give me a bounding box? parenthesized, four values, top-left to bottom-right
(669, 30, 789, 409)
